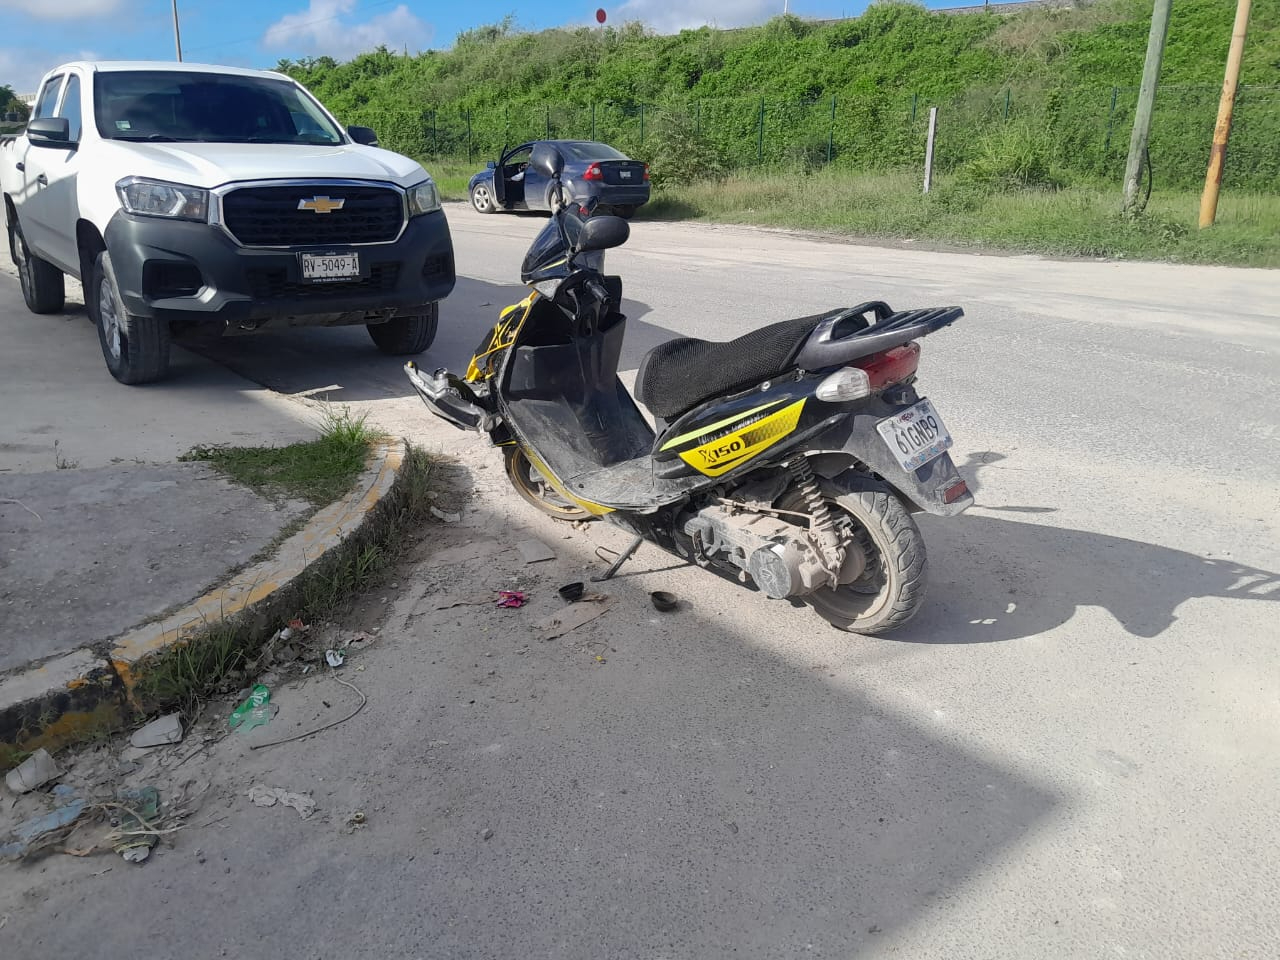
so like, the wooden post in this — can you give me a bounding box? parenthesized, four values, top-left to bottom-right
(1123, 0, 1173, 215)
(757, 97, 765, 165)
(1199, 0, 1253, 228)
(1103, 86, 1119, 155)
(923, 106, 938, 194)
(827, 95, 836, 164)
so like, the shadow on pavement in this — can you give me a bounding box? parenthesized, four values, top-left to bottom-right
(891, 451, 1280, 644)
(0, 458, 1060, 959)
(904, 517, 1279, 645)
(178, 276, 672, 402)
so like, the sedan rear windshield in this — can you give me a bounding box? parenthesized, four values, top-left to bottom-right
(93, 71, 345, 145)
(559, 141, 628, 162)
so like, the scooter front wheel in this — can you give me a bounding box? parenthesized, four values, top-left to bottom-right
(503, 447, 592, 522)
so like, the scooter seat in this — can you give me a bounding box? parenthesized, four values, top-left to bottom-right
(635, 310, 840, 420)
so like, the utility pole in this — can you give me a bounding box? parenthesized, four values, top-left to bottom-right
(1199, 0, 1252, 228)
(171, 0, 184, 61)
(1122, 0, 1172, 215)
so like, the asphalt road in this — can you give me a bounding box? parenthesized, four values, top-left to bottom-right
(2, 205, 1278, 958)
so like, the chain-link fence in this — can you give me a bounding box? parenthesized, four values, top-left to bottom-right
(349, 83, 1279, 191)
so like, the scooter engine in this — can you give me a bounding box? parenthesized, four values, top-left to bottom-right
(680, 506, 864, 600)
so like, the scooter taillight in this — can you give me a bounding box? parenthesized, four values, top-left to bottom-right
(854, 342, 920, 391)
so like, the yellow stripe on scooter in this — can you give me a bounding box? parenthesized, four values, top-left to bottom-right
(659, 399, 788, 451)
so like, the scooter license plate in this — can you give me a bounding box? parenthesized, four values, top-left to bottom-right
(876, 399, 953, 472)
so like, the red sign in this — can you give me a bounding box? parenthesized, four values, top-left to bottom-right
(596, 8, 607, 23)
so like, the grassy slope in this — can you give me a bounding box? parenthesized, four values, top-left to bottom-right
(281, 1, 1280, 266)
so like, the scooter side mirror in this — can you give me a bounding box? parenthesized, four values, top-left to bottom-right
(530, 142, 564, 179)
(575, 215, 630, 254)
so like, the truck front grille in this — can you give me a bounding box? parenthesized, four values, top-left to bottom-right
(222, 184, 404, 247)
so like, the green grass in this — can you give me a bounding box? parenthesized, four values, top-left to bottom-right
(638, 170, 1280, 268)
(139, 443, 439, 715)
(426, 160, 480, 202)
(180, 406, 378, 505)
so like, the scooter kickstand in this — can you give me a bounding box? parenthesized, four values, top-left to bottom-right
(591, 535, 644, 583)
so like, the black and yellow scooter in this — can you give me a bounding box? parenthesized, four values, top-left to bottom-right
(407, 143, 972, 634)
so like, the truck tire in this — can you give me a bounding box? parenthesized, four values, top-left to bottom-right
(90, 251, 171, 384)
(367, 302, 438, 355)
(9, 215, 65, 314)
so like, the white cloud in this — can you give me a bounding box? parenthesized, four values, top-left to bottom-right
(0, 0, 122, 19)
(611, 0, 784, 32)
(262, 0, 432, 59)
(0, 47, 98, 94)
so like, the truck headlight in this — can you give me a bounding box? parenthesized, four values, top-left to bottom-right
(116, 178, 209, 221)
(406, 180, 441, 217)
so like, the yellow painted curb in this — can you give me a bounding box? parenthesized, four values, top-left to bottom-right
(3, 439, 412, 766)
(108, 438, 405, 702)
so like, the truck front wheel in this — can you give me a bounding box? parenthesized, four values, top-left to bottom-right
(367, 303, 438, 355)
(8, 215, 65, 314)
(90, 251, 171, 384)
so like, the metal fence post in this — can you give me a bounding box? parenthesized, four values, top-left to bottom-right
(466, 112, 473, 164)
(695, 100, 701, 135)
(432, 109, 438, 156)
(910, 92, 918, 123)
(923, 106, 938, 193)
(591, 102, 596, 141)
(1103, 86, 1119, 155)
(757, 97, 765, 165)
(639, 104, 645, 144)
(827, 95, 836, 164)
(1004, 88, 1011, 120)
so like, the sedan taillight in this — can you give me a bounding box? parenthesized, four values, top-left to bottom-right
(583, 163, 603, 181)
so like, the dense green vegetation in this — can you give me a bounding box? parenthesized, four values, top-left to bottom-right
(280, 0, 1280, 191)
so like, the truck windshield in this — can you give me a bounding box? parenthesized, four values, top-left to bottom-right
(93, 71, 346, 145)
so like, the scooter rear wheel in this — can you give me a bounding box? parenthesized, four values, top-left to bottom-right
(778, 475, 927, 636)
(503, 447, 592, 522)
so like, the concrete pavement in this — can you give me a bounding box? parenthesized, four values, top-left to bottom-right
(2, 206, 1278, 958)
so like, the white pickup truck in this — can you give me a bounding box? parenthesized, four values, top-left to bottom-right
(2, 61, 455, 384)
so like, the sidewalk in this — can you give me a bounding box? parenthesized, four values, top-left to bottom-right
(1, 464, 307, 673)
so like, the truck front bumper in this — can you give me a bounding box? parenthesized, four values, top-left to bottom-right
(103, 209, 456, 331)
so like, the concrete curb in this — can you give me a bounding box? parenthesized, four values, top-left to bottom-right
(0, 438, 409, 768)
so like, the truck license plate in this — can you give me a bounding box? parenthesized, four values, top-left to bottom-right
(876, 399, 953, 472)
(300, 253, 360, 282)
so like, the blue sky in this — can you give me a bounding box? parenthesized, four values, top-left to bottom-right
(2, 0, 961, 94)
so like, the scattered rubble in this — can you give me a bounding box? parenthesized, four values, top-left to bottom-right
(247, 785, 316, 820)
(536, 598, 615, 640)
(5, 748, 62, 794)
(516, 539, 556, 564)
(130, 714, 184, 749)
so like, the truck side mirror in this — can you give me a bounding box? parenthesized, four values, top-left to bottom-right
(27, 117, 73, 149)
(347, 125, 379, 146)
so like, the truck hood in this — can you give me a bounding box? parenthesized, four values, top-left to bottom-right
(97, 141, 428, 188)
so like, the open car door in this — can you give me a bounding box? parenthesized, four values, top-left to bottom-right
(495, 143, 532, 210)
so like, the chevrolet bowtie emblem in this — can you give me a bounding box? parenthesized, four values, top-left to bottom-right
(298, 196, 345, 214)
